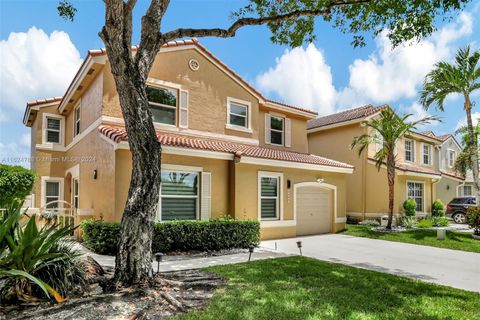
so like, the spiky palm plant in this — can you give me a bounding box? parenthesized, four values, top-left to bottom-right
(421, 45, 480, 200)
(351, 108, 437, 229)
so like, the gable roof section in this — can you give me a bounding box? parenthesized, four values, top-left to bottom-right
(56, 38, 317, 119)
(307, 105, 387, 131)
(23, 97, 63, 126)
(99, 125, 353, 172)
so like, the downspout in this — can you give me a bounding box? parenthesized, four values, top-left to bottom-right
(431, 178, 440, 214)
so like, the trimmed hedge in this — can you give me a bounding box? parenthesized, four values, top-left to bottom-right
(80, 219, 260, 255)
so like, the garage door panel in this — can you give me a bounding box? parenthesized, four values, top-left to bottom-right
(296, 186, 332, 236)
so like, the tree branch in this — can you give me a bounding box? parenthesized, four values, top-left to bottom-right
(161, 0, 371, 42)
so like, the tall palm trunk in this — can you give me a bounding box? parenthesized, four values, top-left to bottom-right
(464, 94, 480, 202)
(386, 151, 396, 229)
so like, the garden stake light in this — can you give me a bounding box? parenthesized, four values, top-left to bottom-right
(296, 241, 303, 256)
(248, 245, 255, 262)
(155, 252, 164, 273)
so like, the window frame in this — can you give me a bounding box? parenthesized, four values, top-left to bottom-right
(448, 149, 456, 168)
(72, 177, 79, 209)
(269, 115, 285, 146)
(42, 113, 64, 145)
(146, 84, 179, 127)
(258, 171, 283, 221)
(406, 181, 425, 213)
(73, 103, 81, 137)
(421, 143, 432, 166)
(463, 185, 473, 196)
(158, 166, 201, 221)
(40, 176, 64, 209)
(226, 97, 252, 132)
(404, 139, 414, 162)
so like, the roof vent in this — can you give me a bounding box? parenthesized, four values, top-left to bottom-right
(87, 68, 95, 75)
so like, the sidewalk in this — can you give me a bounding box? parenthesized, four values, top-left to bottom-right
(77, 244, 290, 272)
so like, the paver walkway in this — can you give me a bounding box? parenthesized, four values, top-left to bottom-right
(261, 234, 480, 293)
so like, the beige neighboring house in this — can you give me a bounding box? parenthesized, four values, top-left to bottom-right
(23, 39, 353, 240)
(420, 131, 465, 204)
(307, 105, 458, 220)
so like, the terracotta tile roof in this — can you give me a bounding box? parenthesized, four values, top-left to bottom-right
(420, 131, 435, 137)
(395, 162, 441, 176)
(441, 170, 465, 180)
(88, 39, 317, 117)
(308, 104, 387, 130)
(26, 97, 63, 107)
(436, 134, 453, 142)
(99, 125, 353, 169)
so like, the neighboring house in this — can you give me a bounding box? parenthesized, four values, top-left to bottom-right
(307, 105, 447, 219)
(462, 170, 476, 196)
(23, 39, 353, 240)
(420, 131, 465, 204)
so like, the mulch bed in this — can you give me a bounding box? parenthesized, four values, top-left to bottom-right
(1, 263, 224, 320)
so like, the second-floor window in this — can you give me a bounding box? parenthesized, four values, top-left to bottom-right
(228, 101, 248, 129)
(270, 116, 284, 145)
(422, 144, 431, 165)
(74, 105, 81, 136)
(448, 149, 456, 167)
(147, 85, 177, 126)
(46, 117, 61, 143)
(405, 139, 414, 162)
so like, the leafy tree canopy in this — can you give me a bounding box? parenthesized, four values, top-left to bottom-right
(0, 164, 35, 208)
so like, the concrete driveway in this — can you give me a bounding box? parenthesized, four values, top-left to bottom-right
(261, 234, 480, 293)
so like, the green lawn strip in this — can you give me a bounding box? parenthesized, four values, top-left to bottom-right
(176, 256, 480, 320)
(340, 225, 480, 253)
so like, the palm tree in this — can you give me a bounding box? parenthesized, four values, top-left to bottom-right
(454, 120, 480, 176)
(420, 45, 480, 200)
(351, 108, 437, 229)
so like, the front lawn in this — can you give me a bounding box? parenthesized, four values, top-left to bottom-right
(340, 224, 480, 253)
(176, 256, 480, 320)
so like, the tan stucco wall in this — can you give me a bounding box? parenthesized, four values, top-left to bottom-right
(436, 176, 461, 205)
(308, 124, 365, 214)
(113, 150, 231, 222)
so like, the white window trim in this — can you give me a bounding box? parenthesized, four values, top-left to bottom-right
(157, 164, 203, 222)
(406, 180, 425, 214)
(258, 171, 283, 221)
(447, 148, 456, 168)
(73, 100, 81, 137)
(40, 176, 64, 209)
(147, 83, 179, 127)
(421, 143, 432, 166)
(72, 177, 79, 209)
(463, 185, 473, 196)
(269, 115, 285, 146)
(404, 138, 415, 163)
(42, 113, 65, 145)
(226, 97, 252, 133)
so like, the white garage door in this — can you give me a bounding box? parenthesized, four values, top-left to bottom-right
(296, 186, 332, 236)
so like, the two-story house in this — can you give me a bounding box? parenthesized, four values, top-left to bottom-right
(420, 131, 465, 203)
(23, 39, 353, 240)
(307, 105, 445, 219)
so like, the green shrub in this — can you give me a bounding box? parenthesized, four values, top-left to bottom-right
(431, 216, 449, 227)
(416, 219, 433, 228)
(80, 218, 260, 255)
(0, 164, 35, 208)
(431, 199, 445, 217)
(358, 219, 380, 227)
(400, 216, 417, 228)
(403, 198, 417, 217)
(80, 220, 120, 255)
(0, 201, 85, 303)
(466, 207, 480, 235)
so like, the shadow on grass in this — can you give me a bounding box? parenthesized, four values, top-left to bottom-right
(176, 257, 480, 320)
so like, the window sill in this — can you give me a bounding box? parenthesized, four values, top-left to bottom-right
(225, 124, 252, 133)
(260, 220, 296, 228)
(154, 123, 179, 131)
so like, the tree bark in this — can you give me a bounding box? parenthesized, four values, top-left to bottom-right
(386, 152, 395, 229)
(464, 94, 480, 203)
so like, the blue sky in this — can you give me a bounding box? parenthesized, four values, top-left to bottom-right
(1, 0, 479, 167)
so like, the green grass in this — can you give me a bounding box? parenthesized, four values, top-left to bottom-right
(340, 224, 480, 253)
(176, 256, 480, 320)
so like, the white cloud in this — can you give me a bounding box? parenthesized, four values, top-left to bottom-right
(256, 44, 336, 116)
(255, 12, 473, 115)
(0, 27, 82, 122)
(339, 12, 473, 106)
(0, 142, 30, 168)
(20, 133, 30, 147)
(456, 112, 480, 130)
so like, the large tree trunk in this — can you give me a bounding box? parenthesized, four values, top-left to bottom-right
(98, 0, 164, 286)
(386, 152, 395, 229)
(464, 95, 480, 203)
